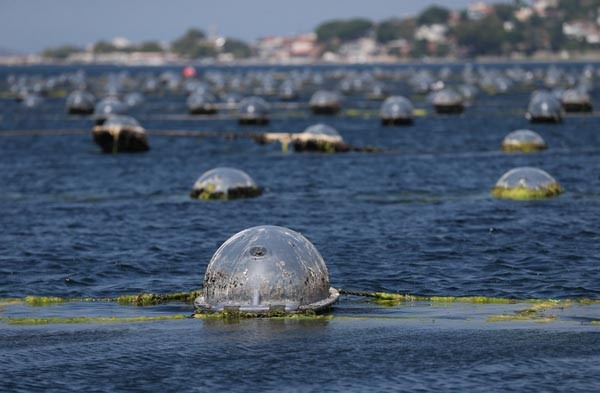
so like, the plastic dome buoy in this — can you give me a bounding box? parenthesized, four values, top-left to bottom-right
(432, 88, 464, 114)
(561, 89, 592, 113)
(238, 96, 270, 125)
(190, 167, 262, 200)
(380, 96, 414, 126)
(309, 90, 342, 115)
(187, 91, 218, 115)
(501, 130, 547, 153)
(92, 115, 149, 153)
(194, 225, 339, 316)
(66, 90, 96, 115)
(491, 167, 563, 200)
(526, 91, 562, 123)
(293, 123, 349, 153)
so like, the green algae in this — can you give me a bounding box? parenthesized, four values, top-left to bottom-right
(491, 182, 563, 200)
(340, 290, 519, 305)
(0, 315, 187, 326)
(190, 185, 262, 200)
(486, 300, 568, 323)
(501, 142, 547, 153)
(16, 290, 203, 307)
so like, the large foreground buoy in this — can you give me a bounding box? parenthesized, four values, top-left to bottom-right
(194, 225, 339, 315)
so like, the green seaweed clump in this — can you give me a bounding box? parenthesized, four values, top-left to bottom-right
(491, 183, 563, 200)
(190, 186, 262, 200)
(486, 300, 568, 323)
(116, 290, 203, 306)
(501, 142, 547, 153)
(293, 140, 350, 153)
(340, 290, 518, 306)
(0, 314, 187, 325)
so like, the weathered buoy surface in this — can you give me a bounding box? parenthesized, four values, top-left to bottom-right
(92, 115, 149, 153)
(561, 89, 592, 113)
(238, 96, 270, 125)
(309, 90, 342, 115)
(190, 167, 262, 200)
(380, 96, 414, 125)
(432, 88, 464, 114)
(526, 91, 562, 123)
(492, 167, 563, 200)
(293, 123, 349, 153)
(66, 90, 95, 115)
(194, 225, 339, 315)
(501, 130, 547, 152)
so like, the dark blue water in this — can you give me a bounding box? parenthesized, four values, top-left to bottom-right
(1, 64, 600, 392)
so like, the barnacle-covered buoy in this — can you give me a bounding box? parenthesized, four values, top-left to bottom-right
(432, 88, 464, 114)
(380, 96, 414, 125)
(526, 91, 562, 123)
(190, 167, 262, 200)
(238, 96, 270, 125)
(561, 89, 592, 113)
(309, 90, 342, 115)
(293, 123, 349, 153)
(194, 225, 339, 315)
(92, 115, 149, 153)
(66, 90, 96, 115)
(501, 130, 547, 152)
(492, 167, 563, 200)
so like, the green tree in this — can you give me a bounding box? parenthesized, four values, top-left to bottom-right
(417, 6, 450, 25)
(315, 19, 374, 43)
(453, 15, 507, 55)
(171, 29, 207, 57)
(136, 41, 164, 52)
(376, 18, 417, 43)
(222, 38, 252, 58)
(41, 45, 82, 59)
(93, 41, 119, 53)
(493, 3, 517, 21)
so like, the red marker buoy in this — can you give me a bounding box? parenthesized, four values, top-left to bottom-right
(183, 66, 196, 78)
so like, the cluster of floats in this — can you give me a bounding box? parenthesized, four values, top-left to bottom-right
(3, 64, 595, 317)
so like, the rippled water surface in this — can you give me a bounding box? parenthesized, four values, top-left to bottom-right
(1, 64, 600, 392)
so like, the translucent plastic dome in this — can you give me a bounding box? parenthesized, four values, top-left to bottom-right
(380, 96, 414, 124)
(239, 96, 269, 114)
(124, 92, 144, 107)
(561, 89, 592, 112)
(309, 90, 342, 114)
(103, 115, 143, 130)
(492, 167, 563, 200)
(191, 167, 261, 200)
(309, 90, 341, 107)
(432, 89, 463, 106)
(300, 123, 343, 142)
(527, 91, 561, 122)
(66, 90, 95, 114)
(194, 225, 339, 314)
(94, 97, 127, 116)
(187, 92, 218, 114)
(238, 96, 270, 124)
(501, 130, 547, 152)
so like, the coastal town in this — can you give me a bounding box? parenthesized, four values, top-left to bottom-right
(2, 0, 599, 65)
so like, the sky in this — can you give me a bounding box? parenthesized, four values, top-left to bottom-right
(0, 0, 507, 53)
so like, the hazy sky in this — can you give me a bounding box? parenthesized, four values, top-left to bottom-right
(0, 0, 506, 53)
